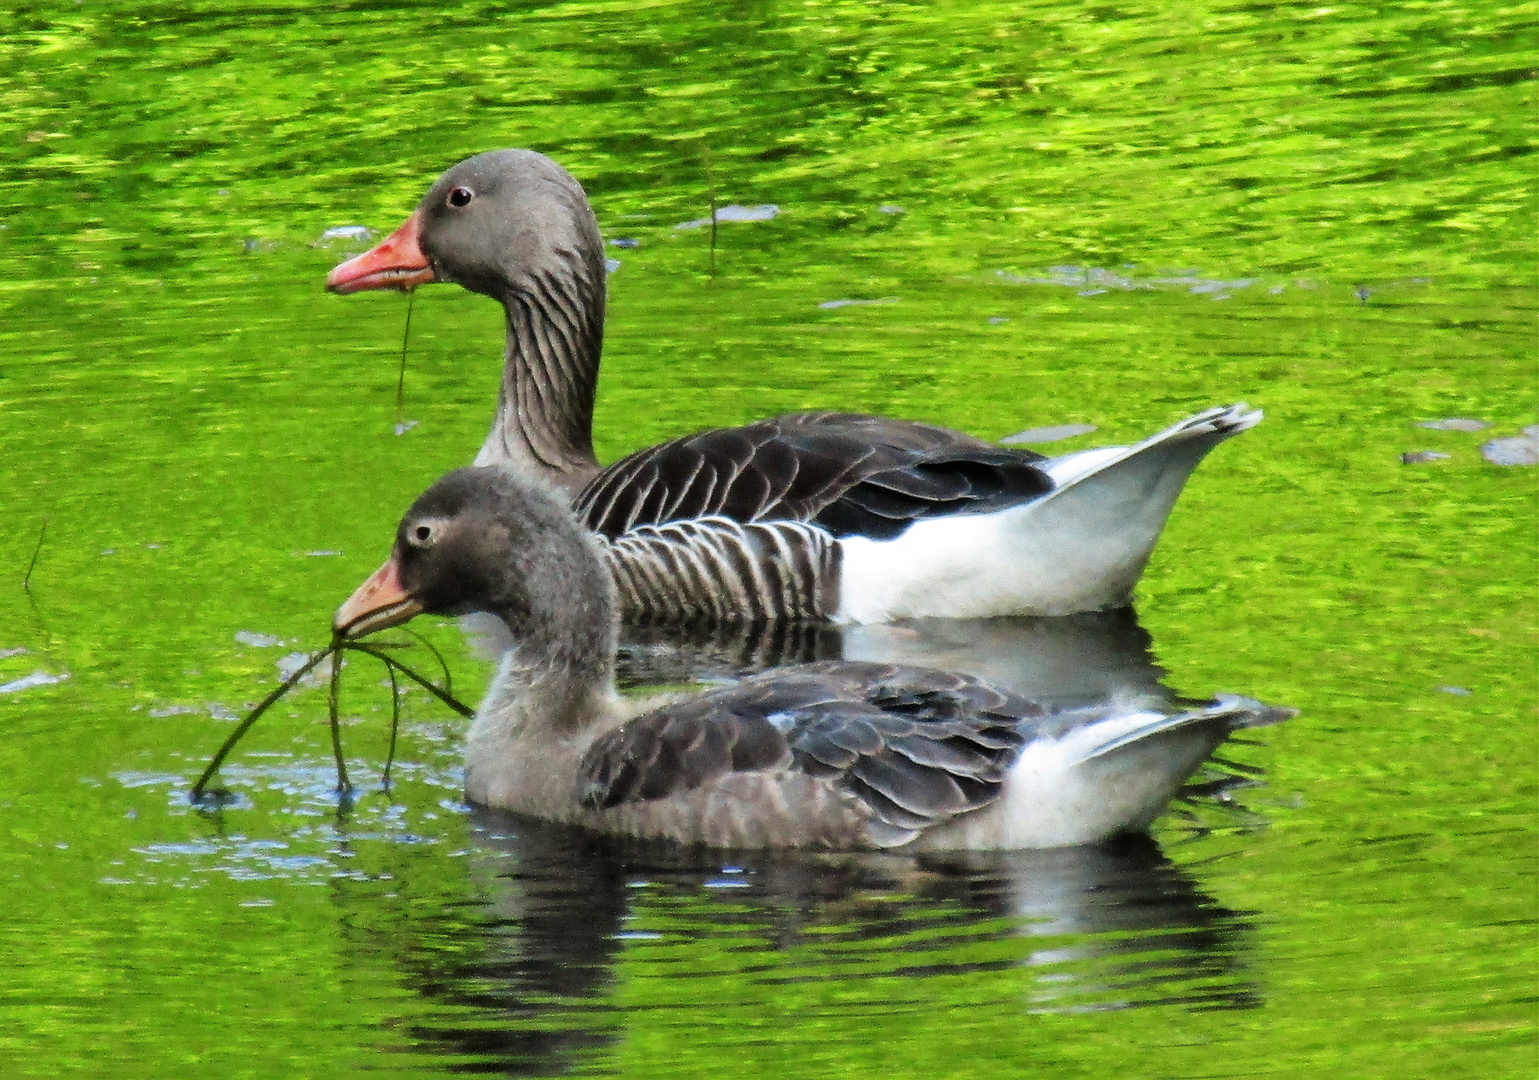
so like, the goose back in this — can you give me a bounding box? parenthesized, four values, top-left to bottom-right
(574, 412, 1054, 542)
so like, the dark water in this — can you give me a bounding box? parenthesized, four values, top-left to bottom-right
(0, 1, 1534, 1076)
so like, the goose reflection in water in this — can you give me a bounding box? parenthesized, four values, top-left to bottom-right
(615, 606, 1173, 709)
(390, 815, 1257, 1074)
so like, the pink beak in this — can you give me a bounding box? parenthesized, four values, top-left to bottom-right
(325, 209, 436, 294)
(333, 552, 424, 638)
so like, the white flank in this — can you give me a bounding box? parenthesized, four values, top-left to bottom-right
(834, 404, 1261, 622)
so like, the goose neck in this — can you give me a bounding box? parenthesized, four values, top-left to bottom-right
(474, 269, 605, 495)
(479, 535, 621, 737)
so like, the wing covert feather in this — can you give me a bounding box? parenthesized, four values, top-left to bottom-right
(577, 661, 1037, 843)
(575, 413, 1052, 542)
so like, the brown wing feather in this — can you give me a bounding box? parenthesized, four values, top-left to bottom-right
(578, 661, 1041, 841)
(574, 413, 1052, 542)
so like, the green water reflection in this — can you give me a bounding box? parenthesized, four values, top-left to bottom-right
(0, 1, 1534, 1076)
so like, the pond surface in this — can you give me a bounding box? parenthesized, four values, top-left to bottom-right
(0, 1, 1534, 1076)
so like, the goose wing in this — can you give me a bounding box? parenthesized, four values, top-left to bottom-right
(574, 413, 1053, 542)
(578, 661, 1041, 845)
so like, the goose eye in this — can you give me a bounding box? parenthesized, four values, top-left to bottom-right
(412, 524, 434, 545)
(447, 186, 473, 208)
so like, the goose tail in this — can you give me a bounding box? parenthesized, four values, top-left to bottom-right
(826, 404, 1263, 621)
(1070, 694, 1296, 766)
(946, 693, 1295, 849)
(1000, 403, 1262, 612)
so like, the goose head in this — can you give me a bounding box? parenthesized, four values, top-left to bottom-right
(325, 149, 606, 303)
(326, 151, 606, 488)
(334, 468, 617, 681)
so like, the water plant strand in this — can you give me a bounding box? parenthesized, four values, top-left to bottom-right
(190, 638, 473, 801)
(191, 646, 335, 799)
(327, 642, 352, 792)
(395, 290, 415, 427)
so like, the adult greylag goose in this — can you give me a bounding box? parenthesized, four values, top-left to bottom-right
(327, 150, 1262, 624)
(334, 467, 1294, 850)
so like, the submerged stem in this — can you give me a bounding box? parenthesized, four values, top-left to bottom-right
(382, 662, 401, 788)
(327, 645, 352, 792)
(702, 145, 717, 279)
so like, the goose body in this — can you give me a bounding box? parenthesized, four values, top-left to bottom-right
(327, 149, 1261, 624)
(335, 467, 1294, 850)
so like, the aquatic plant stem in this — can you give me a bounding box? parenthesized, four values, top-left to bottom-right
(382, 663, 401, 787)
(190, 638, 470, 802)
(702, 146, 717, 279)
(191, 647, 334, 799)
(401, 625, 455, 699)
(342, 641, 475, 717)
(395, 290, 416, 429)
(327, 644, 352, 792)
(22, 519, 46, 592)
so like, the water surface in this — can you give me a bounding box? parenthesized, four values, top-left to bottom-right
(0, 1, 1534, 1076)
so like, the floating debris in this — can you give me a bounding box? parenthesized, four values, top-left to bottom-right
(394, 419, 419, 436)
(149, 704, 199, 718)
(0, 670, 68, 695)
(817, 297, 898, 310)
(878, 204, 904, 214)
(0, 647, 28, 659)
(1401, 451, 1451, 464)
(303, 550, 344, 558)
(319, 225, 373, 243)
(609, 238, 639, 248)
(234, 631, 283, 649)
(207, 703, 240, 721)
(988, 317, 1010, 325)
(1001, 423, 1099, 445)
(996, 266, 1262, 297)
(675, 204, 779, 229)
(1480, 427, 1539, 466)
(1417, 418, 1488, 432)
(1436, 686, 1473, 696)
(277, 651, 335, 687)
(1355, 286, 1372, 303)
(604, 257, 621, 274)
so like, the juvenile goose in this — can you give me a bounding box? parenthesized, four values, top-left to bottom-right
(334, 467, 1294, 850)
(327, 149, 1262, 623)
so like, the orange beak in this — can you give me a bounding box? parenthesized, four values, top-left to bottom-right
(333, 552, 425, 638)
(325, 209, 437, 294)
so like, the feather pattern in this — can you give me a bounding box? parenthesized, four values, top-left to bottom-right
(579, 661, 1047, 844)
(600, 517, 839, 623)
(575, 413, 1053, 542)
